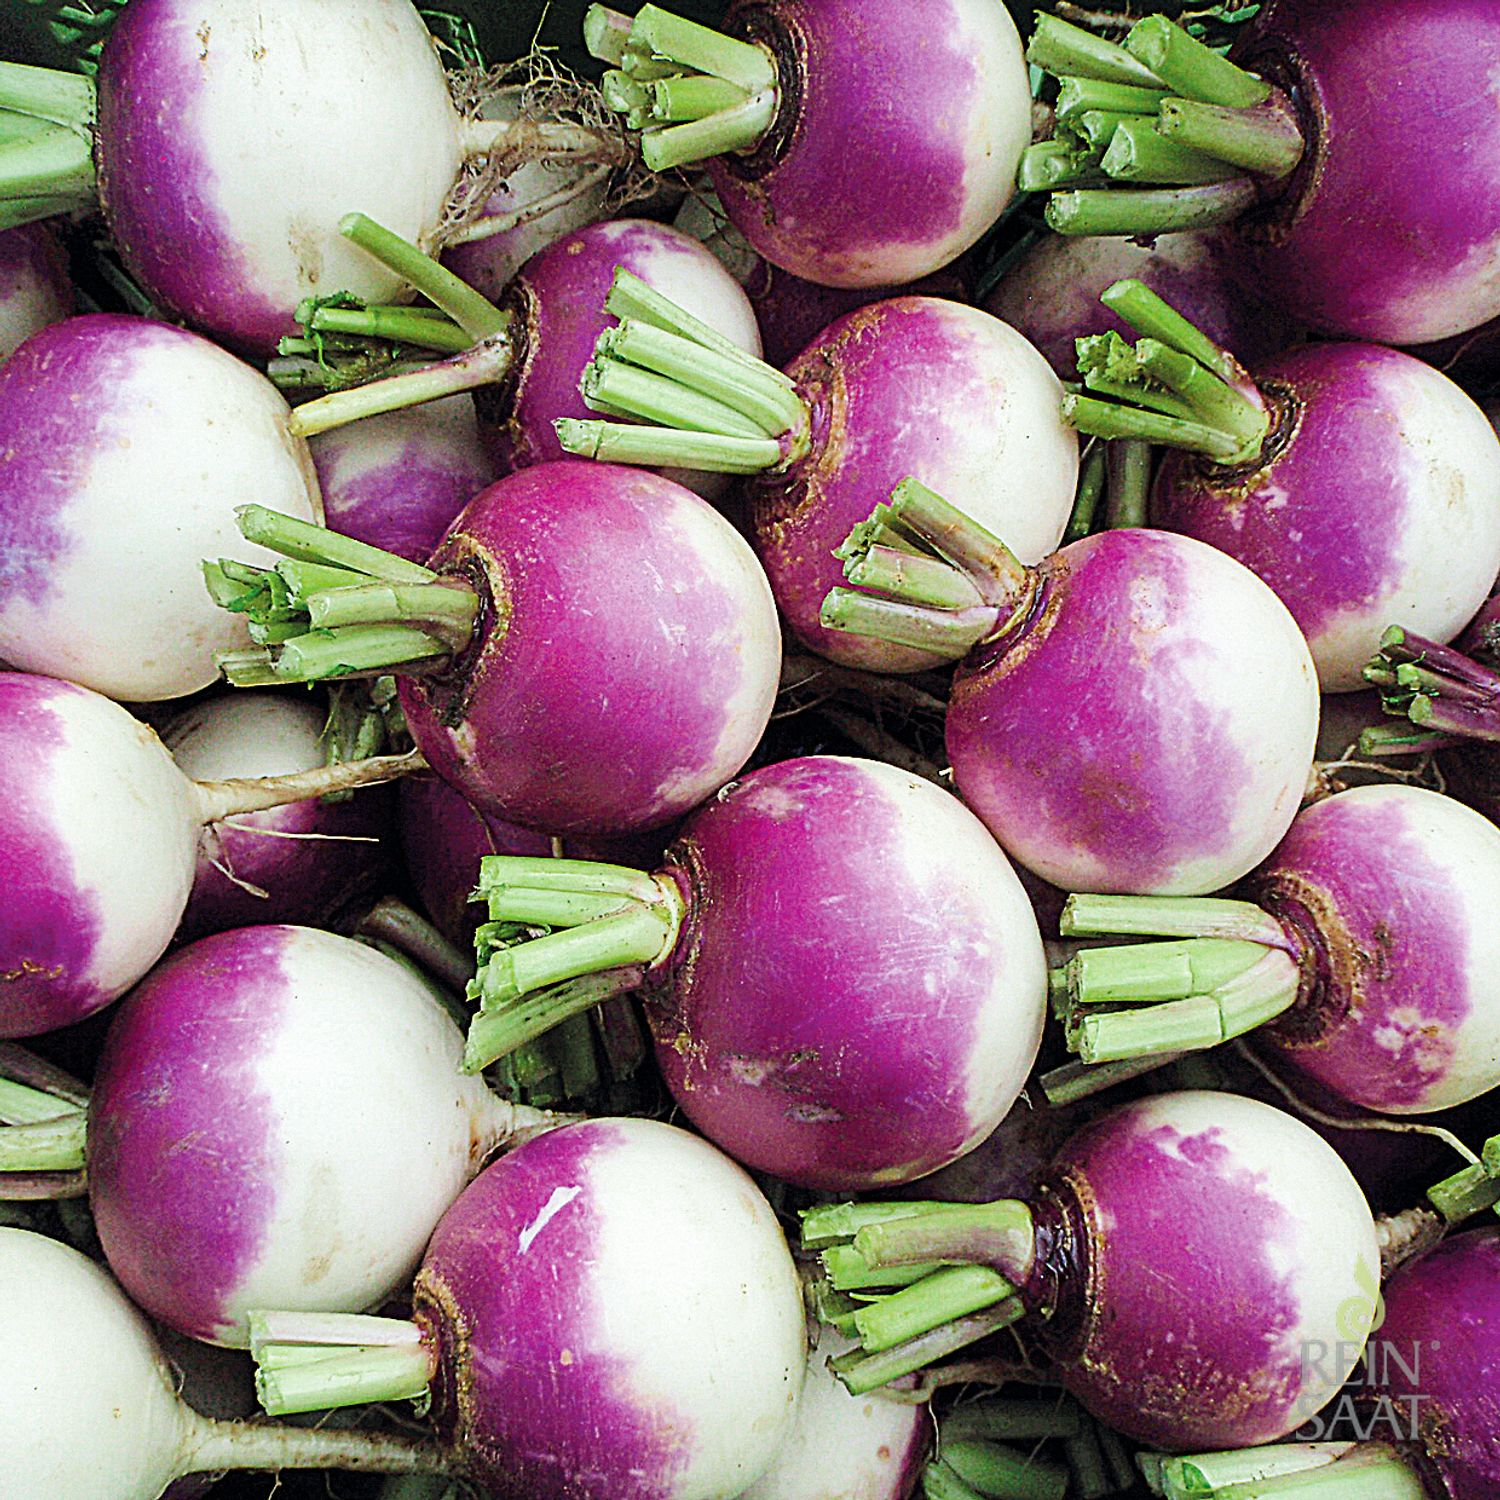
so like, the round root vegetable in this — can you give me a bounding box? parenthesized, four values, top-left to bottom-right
(0, 1227, 452, 1500)
(464, 755, 1048, 1191)
(983, 230, 1296, 380)
(163, 692, 395, 941)
(823, 477, 1318, 894)
(1063, 280, 1500, 691)
(210, 459, 780, 835)
(554, 276, 1078, 672)
(1050, 785, 1500, 1113)
(803, 1090, 1381, 1452)
(309, 394, 498, 564)
(0, 223, 70, 361)
(1154, 1225, 1500, 1498)
(1023, 6, 1500, 343)
(246, 1117, 808, 1500)
(284, 214, 762, 499)
(0, 313, 321, 701)
(0, 0, 626, 353)
(585, 0, 1030, 288)
(0, 926, 559, 1345)
(0, 671, 419, 1038)
(740, 1331, 929, 1500)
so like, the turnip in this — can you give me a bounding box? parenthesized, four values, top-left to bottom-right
(0, 223, 70, 361)
(1048, 785, 1500, 1115)
(822, 477, 1317, 894)
(0, 1227, 453, 1500)
(803, 1090, 1381, 1453)
(1023, 6, 1500, 343)
(739, 1331, 929, 1500)
(309, 394, 497, 564)
(583, 1, 1031, 288)
(0, 671, 418, 1038)
(0, 313, 321, 701)
(245, 1116, 808, 1500)
(1062, 280, 1500, 691)
(209, 460, 780, 835)
(162, 692, 395, 941)
(463, 755, 1048, 1190)
(0, 925, 559, 1346)
(983, 231, 1296, 380)
(554, 277, 1078, 672)
(1149, 1224, 1500, 1498)
(0, 0, 626, 353)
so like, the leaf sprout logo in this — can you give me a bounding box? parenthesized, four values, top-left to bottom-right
(1336, 1253, 1386, 1343)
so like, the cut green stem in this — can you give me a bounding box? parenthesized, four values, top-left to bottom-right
(1102, 118, 1241, 185)
(853, 1200, 1035, 1283)
(307, 306, 473, 354)
(0, 1109, 87, 1174)
(1026, 14, 1166, 88)
(834, 1300, 1026, 1397)
(1061, 893, 1287, 945)
(463, 968, 646, 1074)
(1123, 16, 1271, 109)
(1157, 96, 1305, 179)
(1104, 439, 1152, 527)
(248, 1311, 436, 1417)
(1048, 179, 1257, 236)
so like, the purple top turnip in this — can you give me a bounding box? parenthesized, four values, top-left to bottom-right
(0, 0, 625, 354)
(210, 460, 781, 835)
(246, 1117, 808, 1500)
(1063, 281, 1500, 691)
(823, 478, 1318, 894)
(555, 278, 1078, 672)
(162, 693, 395, 941)
(0, 671, 418, 1038)
(0, 1227, 451, 1500)
(585, 0, 1032, 288)
(1050, 784, 1500, 1114)
(464, 754, 1048, 1191)
(0, 224, 70, 361)
(1024, 6, 1500, 343)
(309, 394, 498, 564)
(804, 1090, 1380, 1452)
(0, 313, 321, 701)
(0, 926, 557, 1346)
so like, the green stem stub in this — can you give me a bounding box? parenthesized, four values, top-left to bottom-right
(1064, 280, 1268, 465)
(247, 1311, 435, 1417)
(1364, 627, 1500, 744)
(0, 63, 98, 227)
(584, 3, 778, 169)
(463, 856, 683, 1070)
(207, 508, 476, 686)
(1426, 1137, 1500, 1225)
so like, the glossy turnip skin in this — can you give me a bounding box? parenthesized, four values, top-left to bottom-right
(0, 674, 197, 1038)
(412, 1118, 807, 1500)
(0, 224, 70, 362)
(751, 297, 1077, 672)
(947, 529, 1318, 895)
(1026, 1091, 1379, 1451)
(309, 395, 498, 564)
(0, 315, 320, 700)
(96, 0, 464, 354)
(1151, 342, 1500, 691)
(708, 0, 1031, 287)
(164, 694, 394, 941)
(740, 1331, 928, 1500)
(647, 756, 1047, 1189)
(985, 232, 1296, 380)
(88, 926, 544, 1347)
(400, 461, 780, 835)
(1246, 785, 1500, 1114)
(1227, 0, 1500, 343)
(1375, 1227, 1500, 1500)
(480, 217, 760, 482)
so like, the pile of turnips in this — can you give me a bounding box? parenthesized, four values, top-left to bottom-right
(1, 0, 1499, 1498)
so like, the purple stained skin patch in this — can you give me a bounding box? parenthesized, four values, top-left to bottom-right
(95, 0, 288, 353)
(647, 756, 1028, 1189)
(414, 1121, 692, 1500)
(1230, 0, 1500, 342)
(86, 927, 290, 1343)
(710, 0, 976, 285)
(400, 461, 774, 835)
(1376, 1228, 1500, 1500)
(946, 531, 1252, 893)
(0, 676, 106, 1037)
(1249, 792, 1469, 1111)
(1041, 1107, 1307, 1450)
